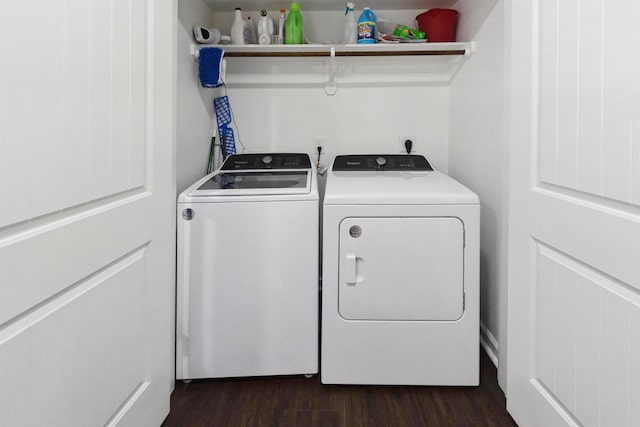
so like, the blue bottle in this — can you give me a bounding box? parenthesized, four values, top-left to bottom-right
(357, 7, 376, 44)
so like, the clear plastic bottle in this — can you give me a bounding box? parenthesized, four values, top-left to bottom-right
(246, 16, 257, 43)
(277, 9, 286, 44)
(343, 3, 357, 44)
(357, 7, 376, 44)
(285, 3, 303, 44)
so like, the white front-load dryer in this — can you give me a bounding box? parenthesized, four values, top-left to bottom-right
(321, 154, 480, 385)
(177, 153, 319, 380)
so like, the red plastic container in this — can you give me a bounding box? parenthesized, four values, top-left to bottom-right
(415, 8, 459, 42)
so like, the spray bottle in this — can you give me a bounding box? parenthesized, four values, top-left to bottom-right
(343, 3, 357, 44)
(257, 10, 274, 44)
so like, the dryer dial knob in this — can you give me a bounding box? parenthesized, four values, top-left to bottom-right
(262, 155, 273, 165)
(376, 157, 387, 167)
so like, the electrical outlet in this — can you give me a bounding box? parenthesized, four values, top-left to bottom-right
(313, 136, 325, 157)
(398, 136, 417, 154)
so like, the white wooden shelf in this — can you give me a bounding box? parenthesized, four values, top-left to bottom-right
(192, 42, 472, 57)
(191, 42, 474, 93)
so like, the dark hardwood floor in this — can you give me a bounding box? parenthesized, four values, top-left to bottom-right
(162, 350, 517, 427)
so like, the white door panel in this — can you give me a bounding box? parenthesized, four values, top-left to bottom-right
(535, 0, 640, 205)
(0, 195, 153, 325)
(0, 0, 175, 426)
(508, 1, 640, 426)
(338, 217, 464, 321)
(0, 0, 148, 228)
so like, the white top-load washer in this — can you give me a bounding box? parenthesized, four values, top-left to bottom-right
(177, 153, 319, 380)
(321, 154, 480, 385)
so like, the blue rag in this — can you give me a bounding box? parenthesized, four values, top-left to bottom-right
(198, 47, 224, 88)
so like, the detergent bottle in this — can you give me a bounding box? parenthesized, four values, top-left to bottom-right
(230, 8, 246, 44)
(343, 3, 357, 44)
(357, 7, 376, 44)
(231, 8, 254, 44)
(285, 2, 303, 44)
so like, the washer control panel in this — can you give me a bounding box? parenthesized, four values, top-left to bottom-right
(221, 153, 311, 170)
(332, 155, 433, 171)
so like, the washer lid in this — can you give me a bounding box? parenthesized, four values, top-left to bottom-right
(189, 170, 312, 196)
(182, 153, 316, 198)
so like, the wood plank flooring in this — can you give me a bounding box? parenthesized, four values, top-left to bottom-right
(162, 350, 517, 427)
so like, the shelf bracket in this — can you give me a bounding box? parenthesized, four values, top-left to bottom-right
(324, 47, 338, 95)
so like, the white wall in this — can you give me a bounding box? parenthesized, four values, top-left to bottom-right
(220, 85, 450, 172)
(449, 0, 507, 389)
(177, 0, 216, 193)
(179, 8, 453, 185)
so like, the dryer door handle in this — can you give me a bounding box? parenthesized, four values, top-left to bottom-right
(345, 253, 357, 284)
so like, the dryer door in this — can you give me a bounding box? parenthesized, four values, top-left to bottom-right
(338, 217, 464, 321)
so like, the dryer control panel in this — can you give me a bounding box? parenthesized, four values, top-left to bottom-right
(222, 153, 311, 170)
(333, 155, 433, 171)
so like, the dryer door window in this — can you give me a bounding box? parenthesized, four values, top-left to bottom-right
(338, 217, 464, 321)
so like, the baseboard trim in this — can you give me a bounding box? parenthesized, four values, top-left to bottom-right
(480, 321, 499, 368)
